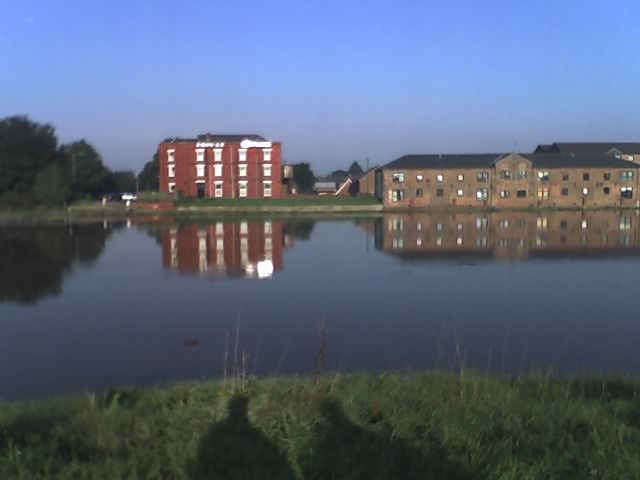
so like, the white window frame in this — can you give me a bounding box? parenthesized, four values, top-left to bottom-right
(457, 174, 464, 181)
(167, 149, 175, 163)
(168, 164, 175, 178)
(263, 180, 273, 197)
(436, 174, 444, 182)
(238, 180, 248, 198)
(196, 148, 205, 163)
(457, 188, 464, 197)
(214, 164, 223, 177)
(263, 164, 272, 177)
(168, 182, 176, 193)
(214, 181, 223, 198)
(263, 148, 272, 162)
(238, 148, 247, 162)
(239, 164, 247, 177)
(214, 148, 222, 162)
(196, 164, 205, 178)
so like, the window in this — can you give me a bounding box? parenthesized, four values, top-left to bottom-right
(581, 220, 588, 229)
(562, 174, 569, 181)
(416, 188, 424, 197)
(392, 173, 405, 183)
(537, 188, 549, 199)
(168, 182, 176, 193)
(561, 187, 569, 196)
(582, 187, 589, 196)
(436, 222, 443, 231)
(416, 222, 422, 231)
(196, 148, 205, 162)
(167, 149, 175, 163)
(214, 182, 223, 198)
(416, 174, 424, 182)
(500, 190, 510, 198)
(436, 174, 444, 182)
(499, 219, 510, 229)
(603, 172, 610, 181)
(537, 171, 550, 181)
(476, 188, 488, 200)
(238, 149, 247, 162)
(620, 216, 632, 230)
(457, 223, 463, 231)
(263, 149, 272, 162)
(622, 171, 634, 181)
(214, 149, 222, 162)
(517, 170, 527, 179)
(391, 189, 404, 202)
(239, 164, 247, 177)
(168, 164, 175, 178)
(265, 221, 272, 234)
(477, 171, 489, 181)
(416, 238, 423, 246)
(621, 186, 633, 199)
(583, 173, 590, 181)
(500, 170, 511, 179)
(456, 237, 463, 246)
(238, 181, 248, 197)
(436, 188, 444, 197)
(240, 222, 248, 235)
(457, 174, 464, 181)
(263, 181, 272, 197)
(476, 217, 488, 229)
(436, 237, 443, 246)
(516, 190, 527, 198)
(560, 220, 568, 229)
(214, 164, 223, 177)
(196, 164, 205, 177)
(216, 222, 224, 235)
(536, 217, 547, 229)
(476, 236, 488, 247)
(392, 238, 404, 249)
(604, 187, 610, 195)
(263, 164, 272, 177)
(457, 188, 464, 197)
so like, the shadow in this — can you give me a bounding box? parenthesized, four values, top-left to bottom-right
(302, 399, 478, 480)
(191, 395, 296, 480)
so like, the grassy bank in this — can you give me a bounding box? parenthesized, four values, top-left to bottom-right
(2, 371, 640, 479)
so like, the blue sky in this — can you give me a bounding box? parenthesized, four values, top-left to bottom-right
(1, 0, 639, 173)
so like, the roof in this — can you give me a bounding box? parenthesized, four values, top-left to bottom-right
(534, 142, 640, 154)
(522, 153, 640, 169)
(384, 154, 502, 170)
(162, 134, 267, 143)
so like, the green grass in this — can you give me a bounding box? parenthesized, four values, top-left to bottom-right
(2, 371, 640, 479)
(177, 195, 381, 207)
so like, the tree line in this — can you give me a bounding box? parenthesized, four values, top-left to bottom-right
(0, 116, 136, 207)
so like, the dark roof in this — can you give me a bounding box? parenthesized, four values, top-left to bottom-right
(384, 154, 502, 170)
(534, 142, 640, 154)
(163, 133, 267, 143)
(522, 153, 640, 169)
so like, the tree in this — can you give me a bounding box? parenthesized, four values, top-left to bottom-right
(329, 169, 349, 183)
(61, 140, 111, 199)
(138, 153, 159, 191)
(0, 115, 59, 205)
(33, 163, 71, 206)
(293, 162, 315, 193)
(348, 161, 364, 177)
(109, 170, 136, 193)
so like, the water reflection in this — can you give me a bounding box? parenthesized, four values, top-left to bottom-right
(374, 210, 640, 260)
(0, 223, 117, 304)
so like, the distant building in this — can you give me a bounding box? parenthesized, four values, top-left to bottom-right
(158, 134, 282, 199)
(377, 146, 640, 209)
(314, 181, 337, 194)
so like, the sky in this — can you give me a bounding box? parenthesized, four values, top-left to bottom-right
(1, 0, 639, 174)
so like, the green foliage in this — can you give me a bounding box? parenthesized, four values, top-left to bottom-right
(0, 116, 58, 205)
(33, 163, 70, 206)
(108, 170, 136, 193)
(2, 372, 640, 479)
(328, 169, 349, 183)
(61, 140, 111, 199)
(137, 153, 159, 191)
(348, 161, 364, 177)
(292, 163, 315, 193)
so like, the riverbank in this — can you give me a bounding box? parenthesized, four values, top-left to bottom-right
(1, 371, 639, 479)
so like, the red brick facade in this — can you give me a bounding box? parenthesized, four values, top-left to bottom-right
(158, 135, 282, 199)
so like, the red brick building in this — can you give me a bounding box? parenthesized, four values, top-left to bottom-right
(158, 134, 282, 199)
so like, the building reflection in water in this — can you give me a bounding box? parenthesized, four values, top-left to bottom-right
(162, 221, 285, 279)
(374, 210, 640, 260)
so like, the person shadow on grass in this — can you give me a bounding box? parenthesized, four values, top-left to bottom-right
(190, 395, 296, 480)
(302, 398, 477, 480)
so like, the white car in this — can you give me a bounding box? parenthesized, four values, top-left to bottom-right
(121, 193, 137, 201)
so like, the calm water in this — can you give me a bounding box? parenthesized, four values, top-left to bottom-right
(2, 211, 640, 400)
